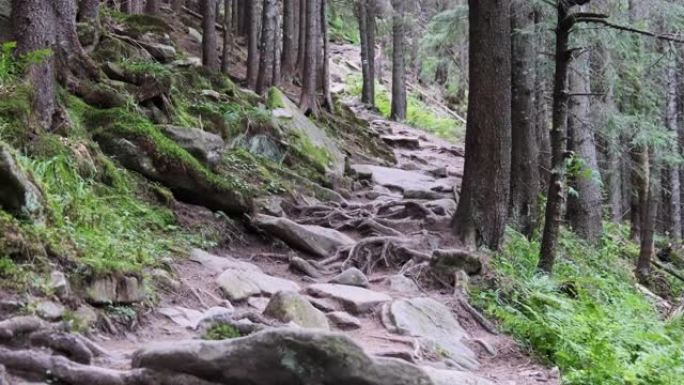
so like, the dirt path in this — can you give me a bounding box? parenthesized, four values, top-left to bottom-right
(86, 91, 560, 385)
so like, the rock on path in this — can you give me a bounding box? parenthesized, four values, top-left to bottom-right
(307, 283, 392, 314)
(383, 297, 479, 370)
(253, 214, 356, 259)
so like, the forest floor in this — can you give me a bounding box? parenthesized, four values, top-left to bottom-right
(86, 62, 561, 384)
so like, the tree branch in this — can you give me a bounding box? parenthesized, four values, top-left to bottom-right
(576, 17, 684, 43)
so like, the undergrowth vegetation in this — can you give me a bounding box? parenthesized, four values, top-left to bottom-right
(345, 75, 464, 140)
(474, 226, 684, 385)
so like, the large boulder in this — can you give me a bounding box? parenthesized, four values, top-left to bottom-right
(133, 328, 434, 385)
(269, 88, 346, 177)
(253, 214, 356, 259)
(0, 144, 44, 219)
(383, 297, 478, 370)
(159, 125, 225, 167)
(95, 128, 251, 215)
(263, 291, 329, 329)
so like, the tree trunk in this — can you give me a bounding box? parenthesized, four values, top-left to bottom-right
(12, 0, 56, 130)
(320, 0, 332, 110)
(665, 60, 681, 240)
(509, 0, 540, 238)
(272, 1, 282, 86)
(120, 0, 135, 13)
(295, 0, 308, 79)
(201, 0, 219, 70)
(246, 0, 259, 89)
(172, 0, 185, 12)
(538, 2, 573, 273)
(534, 5, 551, 190)
(221, 0, 231, 73)
(237, 0, 246, 36)
(256, 0, 277, 94)
(78, 0, 100, 23)
(452, 0, 511, 250)
(566, 51, 603, 243)
(299, 0, 319, 114)
(281, 0, 297, 81)
(629, 147, 643, 241)
(145, 0, 159, 14)
(357, 0, 376, 107)
(636, 148, 658, 283)
(13, 0, 99, 130)
(390, 0, 407, 121)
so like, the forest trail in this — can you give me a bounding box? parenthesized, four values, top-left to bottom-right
(83, 72, 560, 385)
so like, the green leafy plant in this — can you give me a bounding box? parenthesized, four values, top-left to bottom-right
(202, 323, 242, 340)
(473, 226, 684, 385)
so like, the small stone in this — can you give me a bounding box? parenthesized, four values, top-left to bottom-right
(272, 108, 294, 119)
(263, 291, 329, 330)
(150, 268, 181, 291)
(403, 189, 445, 200)
(429, 167, 448, 178)
(330, 268, 369, 288)
(387, 275, 421, 295)
(381, 135, 420, 149)
(35, 300, 65, 321)
(306, 296, 338, 312)
(247, 297, 270, 312)
(187, 27, 202, 43)
(425, 199, 457, 217)
(255, 196, 285, 217)
(49, 271, 70, 298)
(431, 249, 483, 275)
(327, 311, 361, 330)
(289, 256, 323, 278)
(159, 306, 204, 329)
(422, 367, 494, 385)
(74, 305, 98, 328)
(172, 57, 202, 68)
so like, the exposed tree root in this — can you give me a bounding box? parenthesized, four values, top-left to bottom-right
(29, 330, 94, 364)
(0, 347, 148, 385)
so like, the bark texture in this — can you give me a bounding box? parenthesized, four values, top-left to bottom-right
(299, 0, 319, 114)
(281, 0, 297, 80)
(246, 0, 259, 89)
(390, 0, 407, 121)
(256, 0, 278, 94)
(509, 0, 540, 238)
(201, 0, 219, 70)
(538, 2, 573, 273)
(566, 51, 603, 243)
(452, 0, 512, 250)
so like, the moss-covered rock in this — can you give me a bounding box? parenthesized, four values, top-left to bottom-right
(0, 142, 44, 219)
(90, 108, 252, 215)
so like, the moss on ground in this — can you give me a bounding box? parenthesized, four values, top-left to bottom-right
(266, 87, 286, 109)
(106, 9, 172, 38)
